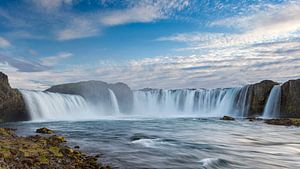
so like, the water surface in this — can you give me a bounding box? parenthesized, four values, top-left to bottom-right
(3, 118, 300, 169)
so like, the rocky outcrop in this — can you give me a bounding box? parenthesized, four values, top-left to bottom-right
(0, 128, 110, 169)
(46, 81, 133, 114)
(280, 79, 300, 118)
(247, 80, 279, 117)
(0, 72, 28, 122)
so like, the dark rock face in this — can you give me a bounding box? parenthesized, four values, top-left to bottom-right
(247, 80, 279, 117)
(265, 119, 300, 126)
(280, 79, 300, 118)
(220, 116, 235, 121)
(0, 72, 28, 122)
(46, 81, 133, 114)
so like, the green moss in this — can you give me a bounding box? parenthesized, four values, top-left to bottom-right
(0, 147, 11, 158)
(49, 146, 63, 157)
(39, 155, 49, 164)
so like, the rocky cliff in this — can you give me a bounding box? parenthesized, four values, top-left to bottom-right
(46, 81, 133, 114)
(0, 72, 28, 122)
(280, 79, 300, 118)
(246, 80, 279, 117)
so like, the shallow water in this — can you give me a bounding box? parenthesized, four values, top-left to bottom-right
(3, 118, 300, 169)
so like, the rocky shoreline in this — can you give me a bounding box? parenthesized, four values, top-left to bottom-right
(0, 127, 110, 169)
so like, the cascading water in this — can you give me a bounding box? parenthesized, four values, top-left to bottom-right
(20, 85, 253, 121)
(20, 90, 96, 121)
(108, 89, 121, 114)
(133, 86, 250, 117)
(262, 85, 281, 119)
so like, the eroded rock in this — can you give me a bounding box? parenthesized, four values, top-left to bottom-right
(36, 127, 54, 134)
(0, 72, 28, 122)
(0, 128, 109, 169)
(220, 116, 235, 121)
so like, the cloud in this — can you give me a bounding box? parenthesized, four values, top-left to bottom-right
(99, 5, 162, 26)
(2, 44, 300, 91)
(100, 0, 190, 26)
(41, 52, 72, 66)
(0, 37, 11, 48)
(158, 1, 300, 53)
(0, 0, 191, 41)
(0, 55, 49, 72)
(32, 0, 73, 11)
(56, 18, 100, 40)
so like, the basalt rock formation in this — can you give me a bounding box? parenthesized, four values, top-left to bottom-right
(46, 81, 133, 114)
(280, 79, 300, 118)
(0, 72, 28, 122)
(247, 80, 279, 117)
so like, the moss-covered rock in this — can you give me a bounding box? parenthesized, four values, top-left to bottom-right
(36, 127, 54, 134)
(0, 128, 109, 169)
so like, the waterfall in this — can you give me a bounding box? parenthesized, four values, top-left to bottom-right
(262, 85, 281, 119)
(20, 90, 96, 121)
(133, 87, 250, 117)
(20, 86, 253, 121)
(108, 89, 121, 114)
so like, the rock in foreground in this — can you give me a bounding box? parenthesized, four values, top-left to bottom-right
(36, 127, 54, 134)
(0, 128, 110, 169)
(220, 116, 235, 121)
(265, 119, 300, 126)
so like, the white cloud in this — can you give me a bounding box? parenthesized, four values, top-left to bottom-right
(100, 0, 190, 26)
(159, 1, 300, 51)
(32, 0, 73, 11)
(2, 43, 300, 90)
(100, 5, 162, 26)
(41, 52, 72, 66)
(0, 37, 11, 48)
(56, 18, 100, 40)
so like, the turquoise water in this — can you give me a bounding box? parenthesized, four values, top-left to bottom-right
(3, 118, 300, 169)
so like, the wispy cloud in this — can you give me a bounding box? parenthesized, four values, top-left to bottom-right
(41, 52, 72, 66)
(56, 18, 100, 40)
(0, 0, 191, 41)
(0, 37, 11, 48)
(159, 1, 300, 51)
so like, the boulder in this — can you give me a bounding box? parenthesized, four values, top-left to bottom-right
(247, 80, 279, 117)
(280, 79, 300, 118)
(46, 80, 133, 114)
(36, 127, 54, 134)
(0, 72, 28, 122)
(220, 116, 235, 121)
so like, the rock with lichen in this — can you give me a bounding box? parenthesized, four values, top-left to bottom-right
(36, 127, 54, 134)
(0, 128, 110, 169)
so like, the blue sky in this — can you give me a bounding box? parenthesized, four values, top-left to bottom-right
(0, 0, 299, 90)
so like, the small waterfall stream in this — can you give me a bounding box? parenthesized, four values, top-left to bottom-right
(108, 89, 121, 114)
(262, 85, 281, 119)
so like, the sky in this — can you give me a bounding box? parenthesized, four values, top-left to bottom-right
(0, 0, 300, 90)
